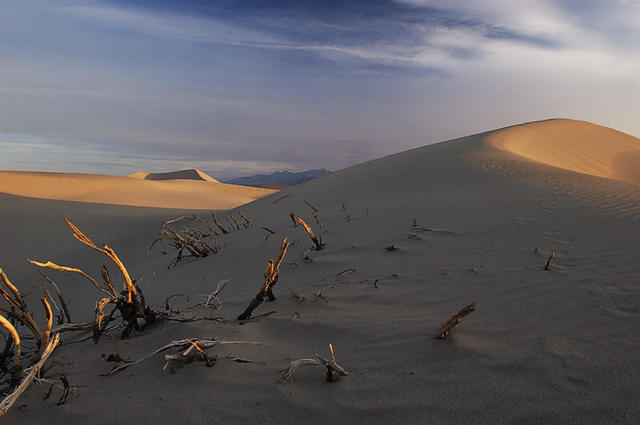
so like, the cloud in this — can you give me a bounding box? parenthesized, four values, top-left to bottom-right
(1, 0, 638, 177)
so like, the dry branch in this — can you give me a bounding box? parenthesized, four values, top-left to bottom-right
(0, 333, 60, 416)
(289, 290, 304, 304)
(238, 212, 252, 227)
(40, 297, 53, 354)
(304, 200, 318, 213)
(30, 218, 154, 342)
(228, 213, 241, 230)
(436, 303, 477, 339)
(63, 215, 137, 303)
(149, 216, 217, 268)
(297, 217, 323, 250)
(237, 237, 290, 320)
(544, 252, 556, 270)
(0, 316, 21, 386)
(0, 268, 44, 346)
(211, 212, 228, 234)
(288, 211, 297, 227)
(278, 344, 348, 383)
(39, 272, 72, 323)
(108, 338, 262, 375)
(261, 226, 275, 240)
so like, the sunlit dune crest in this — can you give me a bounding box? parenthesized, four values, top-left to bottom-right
(487, 119, 640, 185)
(0, 170, 274, 209)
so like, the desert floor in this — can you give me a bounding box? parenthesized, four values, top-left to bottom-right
(1, 119, 639, 424)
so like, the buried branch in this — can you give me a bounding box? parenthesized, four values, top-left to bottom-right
(108, 338, 262, 375)
(150, 215, 217, 268)
(0, 268, 62, 415)
(237, 237, 290, 320)
(277, 344, 348, 383)
(0, 333, 60, 416)
(544, 252, 556, 270)
(436, 303, 477, 339)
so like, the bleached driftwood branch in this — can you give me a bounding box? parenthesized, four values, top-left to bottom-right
(108, 338, 262, 375)
(278, 344, 348, 383)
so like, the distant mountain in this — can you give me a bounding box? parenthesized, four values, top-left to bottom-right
(224, 169, 331, 187)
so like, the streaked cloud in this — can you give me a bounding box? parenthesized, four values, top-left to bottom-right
(1, 0, 638, 177)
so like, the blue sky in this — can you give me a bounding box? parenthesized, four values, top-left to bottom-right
(1, 0, 639, 178)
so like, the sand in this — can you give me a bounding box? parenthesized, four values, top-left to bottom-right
(0, 169, 275, 209)
(128, 169, 221, 183)
(1, 119, 639, 424)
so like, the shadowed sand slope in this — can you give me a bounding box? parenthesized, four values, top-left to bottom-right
(487, 119, 640, 185)
(0, 171, 275, 209)
(129, 168, 220, 183)
(1, 119, 639, 425)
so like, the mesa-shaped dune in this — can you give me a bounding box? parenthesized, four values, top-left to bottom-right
(128, 168, 220, 183)
(487, 119, 640, 185)
(0, 170, 274, 209)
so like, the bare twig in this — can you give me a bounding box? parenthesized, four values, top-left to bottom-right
(436, 303, 477, 339)
(544, 252, 556, 270)
(108, 338, 263, 375)
(261, 226, 276, 240)
(0, 315, 21, 386)
(273, 194, 289, 204)
(297, 217, 323, 250)
(238, 238, 290, 320)
(278, 344, 348, 383)
(57, 375, 70, 406)
(289, 290, 304, 304)
(0, 333, 60, 416)
(304, 200, 318, 213)
(228, 213, 241, 231)
(288, 211, 297, 227)
(39, 272, 72, 324)
(313, 291, 328, 303)
(238, 212, 252, 227)
(211, 212, 228, 234)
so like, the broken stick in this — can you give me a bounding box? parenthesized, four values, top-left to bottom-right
(297, 217, 323, 250)
(544, 252, 556, 270)
(277, 343, 348, 383)
(436, 303, 477, 339)
(237, 237, 290, 320)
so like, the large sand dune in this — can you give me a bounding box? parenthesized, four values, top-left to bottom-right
(0, 170, 274, 209)
(1, 119, 639, 424)
(128, 168, 220, 182)
(488, 119, 640, 185)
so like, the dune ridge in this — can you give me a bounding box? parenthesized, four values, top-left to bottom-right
(1, 118, 640, 424)
(129, 169, 220, 183)
(0, 170, 274, 209)
(486, 119, 640, 185)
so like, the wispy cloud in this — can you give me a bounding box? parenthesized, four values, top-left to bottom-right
(1, 0, 638, 177)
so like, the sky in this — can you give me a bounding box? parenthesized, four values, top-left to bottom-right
(1, 0, 639, 178)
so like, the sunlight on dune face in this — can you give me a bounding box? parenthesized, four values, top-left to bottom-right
(487, 119, 640, 185)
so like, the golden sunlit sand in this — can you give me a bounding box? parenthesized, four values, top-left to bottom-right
(0, 169, 275, 209)
(1, 119, 639, 424)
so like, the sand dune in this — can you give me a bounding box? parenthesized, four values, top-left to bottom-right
(0, 170, 274, 209)
(128, 168, 220, 183)
(1, 119, 639, 424)
(487, 119, 640, 185)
